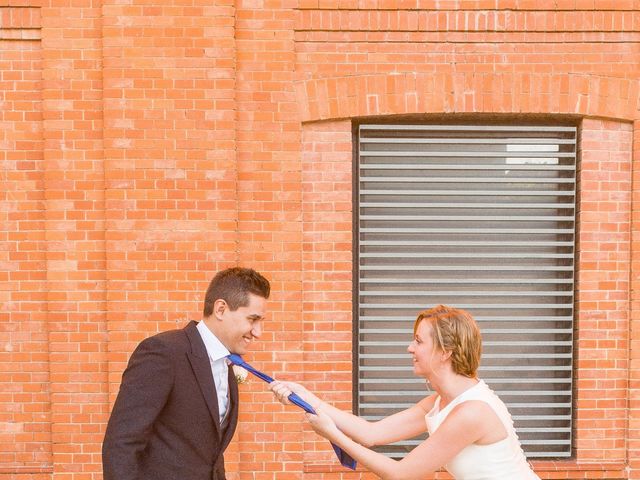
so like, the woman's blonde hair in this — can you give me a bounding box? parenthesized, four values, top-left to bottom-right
(413, 305, 482, 377)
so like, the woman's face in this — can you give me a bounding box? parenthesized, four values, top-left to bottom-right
(407, 319, 442, 378)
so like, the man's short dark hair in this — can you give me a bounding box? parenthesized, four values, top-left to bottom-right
(202, 267, 270, 317)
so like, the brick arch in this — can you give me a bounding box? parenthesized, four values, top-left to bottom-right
(295, 72, 640, 122)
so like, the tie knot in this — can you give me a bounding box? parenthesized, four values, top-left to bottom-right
(227, 353, 244, 367)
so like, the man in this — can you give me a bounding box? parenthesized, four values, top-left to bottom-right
(102, 267, 270, 480)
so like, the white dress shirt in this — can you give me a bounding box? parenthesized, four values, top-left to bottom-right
(196, 321, 230, 424)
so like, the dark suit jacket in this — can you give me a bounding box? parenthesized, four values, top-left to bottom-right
(102, 321, 239, 480)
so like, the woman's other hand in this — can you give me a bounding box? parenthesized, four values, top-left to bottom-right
(306, 408, 340, 441)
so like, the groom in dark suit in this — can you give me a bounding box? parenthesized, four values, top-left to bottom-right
(102, 267, 270, 480)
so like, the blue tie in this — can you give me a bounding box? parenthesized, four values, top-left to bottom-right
(227, 354, 357, 470)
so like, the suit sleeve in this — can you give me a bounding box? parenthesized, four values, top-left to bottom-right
(102, 335, 175, 480)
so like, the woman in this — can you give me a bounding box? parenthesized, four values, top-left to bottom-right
(270, 305, 540, 480)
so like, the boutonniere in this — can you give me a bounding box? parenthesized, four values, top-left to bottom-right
(232, 365, 249, 384)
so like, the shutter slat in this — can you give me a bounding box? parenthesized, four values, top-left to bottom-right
(360, 278, 574, 283)
(360, 228, 575, 233)
(361, 202, 575, 208)
(359, 253, 574, 258)
(361, 189, 575, 195)
(361, 175, 575, 182)
(360, 291, 573, 296)
(361, 151, 575, 158)
(360, 137, 576, 144)
(361, 164, 576, 171)
(359, 124, 577, 132)
(360, 215, 575, 221)
(361, 316, 573, 321)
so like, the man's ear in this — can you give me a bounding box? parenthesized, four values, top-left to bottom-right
(213, 299, 227, 320)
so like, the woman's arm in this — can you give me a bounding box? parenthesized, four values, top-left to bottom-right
(307, 400, 494, 480)
(270, 380, 434, 447)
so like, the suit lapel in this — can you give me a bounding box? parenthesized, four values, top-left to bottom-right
(185, 321, 221, 437)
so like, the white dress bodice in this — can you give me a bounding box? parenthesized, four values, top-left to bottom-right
(425, 380, 540, 480)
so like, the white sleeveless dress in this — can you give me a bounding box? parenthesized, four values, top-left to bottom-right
(425, 380, 540, 480)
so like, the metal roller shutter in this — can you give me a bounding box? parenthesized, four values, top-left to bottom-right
(356, 123, 576, 458)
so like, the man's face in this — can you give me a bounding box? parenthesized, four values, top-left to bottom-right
(215, 293, 267, 354)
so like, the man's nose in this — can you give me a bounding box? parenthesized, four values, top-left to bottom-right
(251, 323, 262, 338)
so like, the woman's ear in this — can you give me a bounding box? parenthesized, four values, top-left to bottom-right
(441, 349, 453, 362)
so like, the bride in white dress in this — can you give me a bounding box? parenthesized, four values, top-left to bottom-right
(271, 305, 540, 480)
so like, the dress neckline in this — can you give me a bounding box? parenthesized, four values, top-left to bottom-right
(436, 379, 483, 411)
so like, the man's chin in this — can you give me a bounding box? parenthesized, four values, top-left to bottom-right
(232, 345, 248, 355)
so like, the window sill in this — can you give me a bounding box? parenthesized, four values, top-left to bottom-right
(532, 460, 626, 479)
(304, 460, 627, 478)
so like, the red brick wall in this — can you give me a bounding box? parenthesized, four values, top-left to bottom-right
(631, 118, 640, 480)
(1, 1, 639, 479)
(0, 4, 49, 476)
(301, 121, 354, 468)
(574, 119, 632, 463)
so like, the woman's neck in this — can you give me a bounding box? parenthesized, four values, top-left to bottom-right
(431, 372, 479, 409)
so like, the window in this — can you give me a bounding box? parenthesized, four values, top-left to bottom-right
(356, 123, 576, 458)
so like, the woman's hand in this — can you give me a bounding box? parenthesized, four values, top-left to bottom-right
(306, 408, 341, 442)
(269, 380, 320, 409)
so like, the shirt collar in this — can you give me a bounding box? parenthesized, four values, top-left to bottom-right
(196, 320, 230, 362)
